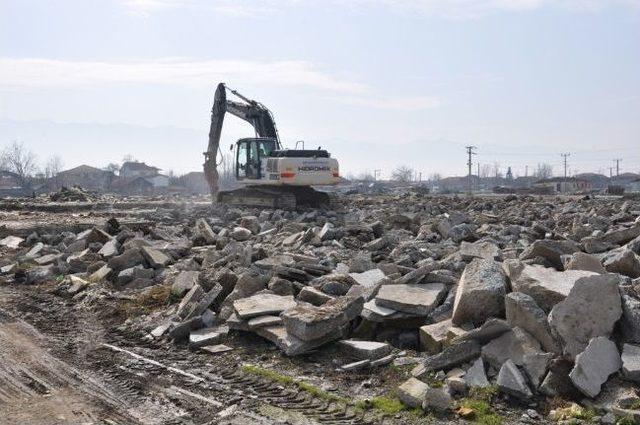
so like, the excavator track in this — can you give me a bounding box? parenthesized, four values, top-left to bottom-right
(217, 186, 331, 209)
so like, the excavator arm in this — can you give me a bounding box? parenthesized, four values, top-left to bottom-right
(204, 83, 280, 198)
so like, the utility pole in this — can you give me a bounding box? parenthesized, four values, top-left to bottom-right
(609, 167, 614, 178)
(465, 146, 477, 194)
(525, 165, 528, 177)
(614, 159, 622, 177)
(560, 153, 570, 178)
(373, 169, 381, 181)
(418, 172, 422, 182)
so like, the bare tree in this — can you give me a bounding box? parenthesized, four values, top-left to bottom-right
(122, 154, 135, 162)
(357, 170, 375, 181)
(535, 163, 553, 179)
(492, 162, 503, 179)
(428, 173, 441, 182)
(1, 142, 38, 184)
(219, 152, 235, 183)
(104, 163, 121, 174)
(480, 164, 492, 178)
(44, 155, 64, 178)
(391, 165, 414, 183)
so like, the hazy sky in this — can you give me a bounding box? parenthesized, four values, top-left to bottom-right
(1, 0, 639, 178)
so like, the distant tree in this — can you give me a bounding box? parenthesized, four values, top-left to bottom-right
(1, 142, 38, 184)
(391, 165, 414, 183)
(44, 155, 64, 178)
(122, 154, 135, 162)
(104, 163, 121, 174)
(357, 171, 375, 181)
(535, 163, 553, 179)
(480, 164, 492, 178)
(220, 152, 235, 183)
(492, 162, 503, 179)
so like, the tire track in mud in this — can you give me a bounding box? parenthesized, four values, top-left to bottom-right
(1, 286, 380, 425)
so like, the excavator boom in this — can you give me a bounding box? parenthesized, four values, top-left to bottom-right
(204, 83, 280, 196)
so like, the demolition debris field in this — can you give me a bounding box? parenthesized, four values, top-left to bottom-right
(1, 191, 639, 425)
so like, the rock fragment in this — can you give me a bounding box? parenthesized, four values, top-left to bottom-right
(569, 337, 621, 398)
(452, 259, 507, 326)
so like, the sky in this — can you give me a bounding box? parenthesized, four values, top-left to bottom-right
(0, 0, 639, 179)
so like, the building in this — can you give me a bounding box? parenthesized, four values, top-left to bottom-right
(629, 178, 640, 193)
(0, 170, 30, 197)
(120, 161, 161, 178)
(534, 177, 592, 194)
(54, 165, 115, 192)
(110, 176, 155, 195)
(176, 171, 209, 194)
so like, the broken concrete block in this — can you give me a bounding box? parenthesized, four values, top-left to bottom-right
(519, 239, 579, 270)
(339, 339, 392, 361)
(569, 337, 621, 398)
(298, 286, 334, 306)
(621, 343, 640, 384)
(66, 275, 89, 295)
(194, 218, 216, 244)
(497, 359, 533, 400)
(141, 246, 171, 269)
(539, 358, 582, 399)
(201, 344, 233, 355)
(397, 377, 429, 408)
(565, 252, 606, 274)
(25, 242, 44, 258)
(621, 295, 640, 344)
(522, 351, 553, 389)
(151, 322, 172, 338)
(549, 274, 622, 358)
(412, 340, 481, 378)
(107, 248, 144, 273)
(452, 259, 506, 326)
(172, 270, 199, 297)
(505, 292, 560, 353)
(601, 224, 640, 246)
(281, 294, 363, 342)
(189, 325, 229, 347)
(481, 327, 541, 370)
(340, 359, 370, 371)
(423, 387, 453, 412)
(375, 283, 447, 316)
(459, 240, 501, 261)
(349, 268, 387, 288)
(98, 238, 120, 258)
(602, 249, 640, 278)
(452, 318, 511, 345)
(233, 293, 296, 319)
(83, 228, 112, 244)
(176, 284, 205, 319)
(186, 284, 223, 320)
(168, 316, 203, 341)
(247, 315, 282, 330)
(0, 236, 24, 249)
(230, 227, 252, 241)
(503, 260, 597, 312)
(88, 264, 112, 283)
(419, 319, 454, 354)
(464, 357, 490, 388)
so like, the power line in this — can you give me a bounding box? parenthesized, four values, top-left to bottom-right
(560, 153, 570, 178)
(613, 158, 622, 177)
(465, 146, 476, 194)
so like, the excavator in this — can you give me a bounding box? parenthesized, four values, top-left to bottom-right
(203, 83, 340, 209)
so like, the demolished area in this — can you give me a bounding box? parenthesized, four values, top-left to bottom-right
(1, 192, 640, 424)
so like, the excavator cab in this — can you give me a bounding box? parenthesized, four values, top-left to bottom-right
(236, 137, 277, 180)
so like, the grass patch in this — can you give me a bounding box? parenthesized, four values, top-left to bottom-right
(355, 396, 405, 414)
(616, 415, 636, 425)
(241, 364, 346, 403)
(468, 385, 499, 402)
(457, 398, 503, 425)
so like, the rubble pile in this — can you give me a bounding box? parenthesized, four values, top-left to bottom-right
(49, 185, 94, 202)
(1, 193, 640, 421)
